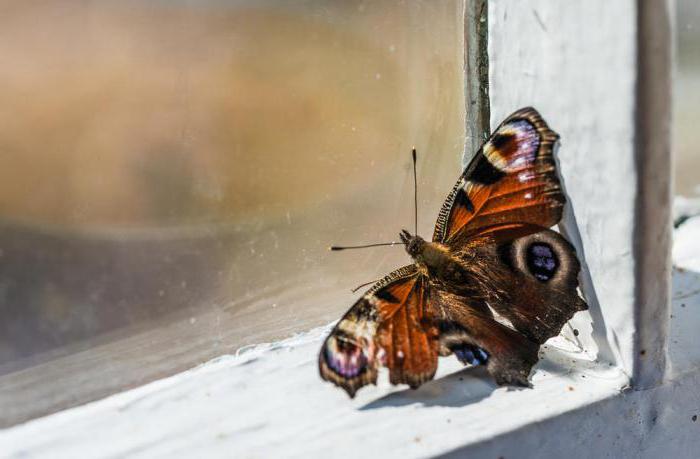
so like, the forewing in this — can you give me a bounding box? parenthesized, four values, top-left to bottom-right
(319, 265, 440, 396)
(375, 275, 440, 389)
(433, 107, 564, 244)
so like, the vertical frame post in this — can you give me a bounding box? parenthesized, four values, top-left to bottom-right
(633, 0, 673, 389)
(487, 0, 674, 388)
(463, 0, 490, 164)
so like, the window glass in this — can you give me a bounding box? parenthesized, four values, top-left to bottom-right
(676, 0, 700, 198)
(0, 1, 466, 422)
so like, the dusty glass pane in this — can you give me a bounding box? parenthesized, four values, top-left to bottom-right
(676, 0, 700, 197)
(0, 1, 466, 424)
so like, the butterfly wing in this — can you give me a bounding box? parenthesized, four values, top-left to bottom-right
(319, 265, 440, 397)
(432, 288, 539, 386)
(427, 226, 586, 385)
(433, 107, 563, 244)
(456, 225, 588, 345)
(429, 107, 586, 380)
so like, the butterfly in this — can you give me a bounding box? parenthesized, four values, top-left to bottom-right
(319, 107, 588, 397)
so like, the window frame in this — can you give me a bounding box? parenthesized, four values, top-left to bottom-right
(0, 1, 684, 457)
(487, 0, 672, 389)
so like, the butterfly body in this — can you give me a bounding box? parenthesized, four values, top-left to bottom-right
(320, 108, 588, 397)
(401, 232, 451, 276)
(401, 232, 484, 303)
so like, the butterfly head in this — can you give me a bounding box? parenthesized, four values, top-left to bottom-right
(399, 229, 426, 259)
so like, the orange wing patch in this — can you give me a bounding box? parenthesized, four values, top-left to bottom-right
(375, 277, 439, 388)
(319, 266, 439, 396)
(433, 107, 563, 243)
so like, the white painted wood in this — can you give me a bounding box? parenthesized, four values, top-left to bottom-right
(0, 327, 629, 458)
(488, 0, 672, 388)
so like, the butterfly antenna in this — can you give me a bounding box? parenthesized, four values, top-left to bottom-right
(329, 241, 405, 251)
(330, 148, 417, 252)
(350, 279, 380, 293)
(412, 147, 418, 235)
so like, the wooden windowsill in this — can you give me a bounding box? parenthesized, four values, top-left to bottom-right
(0, 326, 628, 457)
(2, 216, 699, 457)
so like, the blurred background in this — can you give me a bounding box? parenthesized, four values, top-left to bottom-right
(676, 0, 700, 198)
(0, 0, 466, 424)
(0, 0, 697, 425)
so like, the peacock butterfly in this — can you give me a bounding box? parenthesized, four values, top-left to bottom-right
(319, 107, 588, 397)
